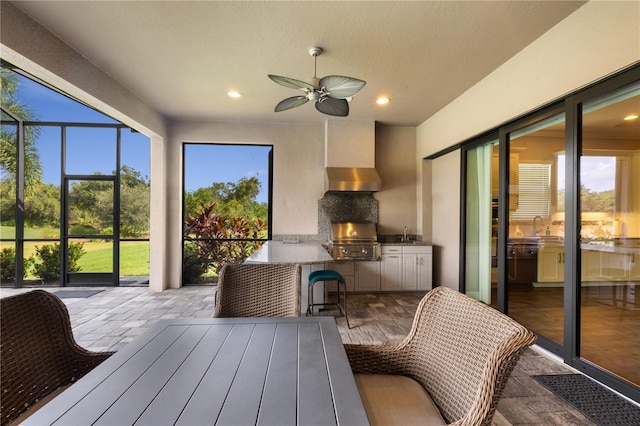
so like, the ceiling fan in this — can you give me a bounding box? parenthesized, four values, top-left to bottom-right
(268, 47, 366, 117)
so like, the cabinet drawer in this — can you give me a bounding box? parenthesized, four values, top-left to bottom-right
(381, 245, 403, 254)
(403, 245, 432, 254)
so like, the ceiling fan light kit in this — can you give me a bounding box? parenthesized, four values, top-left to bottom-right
(268, 46, 366, 117)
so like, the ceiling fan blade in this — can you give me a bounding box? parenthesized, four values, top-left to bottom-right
(268, 75, 315, 91)
(319, 75, 366, 99)
(275, 96, 309, 112)
(315, 97, 349, 117)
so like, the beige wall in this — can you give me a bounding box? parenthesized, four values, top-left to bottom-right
(165, 120, 325, 287)
(417, 1, 640, 290)
(430, 151, 460, 290)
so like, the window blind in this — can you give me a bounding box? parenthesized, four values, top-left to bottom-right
(511, 163, 551, 221)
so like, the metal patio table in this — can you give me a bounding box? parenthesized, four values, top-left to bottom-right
(23, 317, 369, 426)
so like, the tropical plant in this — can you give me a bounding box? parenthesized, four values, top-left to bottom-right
(0, 68, 43, 194)
(183, 202, 264, 275)
(182, 242, 207, 283)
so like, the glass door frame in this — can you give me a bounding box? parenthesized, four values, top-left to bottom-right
(564, 70, 640, 401)
(460, 64, 640, 402)
(62, 174, 119, 286)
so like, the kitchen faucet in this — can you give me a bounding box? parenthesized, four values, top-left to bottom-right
(532, 216, 544, 236)
(402, 226, 409, 242)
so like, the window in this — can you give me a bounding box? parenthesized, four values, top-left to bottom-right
(182, 144, 271, 284)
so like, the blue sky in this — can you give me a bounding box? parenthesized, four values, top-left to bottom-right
(15, 74, 269, 202)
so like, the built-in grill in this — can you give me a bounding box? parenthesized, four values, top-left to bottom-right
(327, 222, 381, 261)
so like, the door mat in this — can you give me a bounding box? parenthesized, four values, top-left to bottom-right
(52, 290, 104, 299)
(533, 374, 640, 426)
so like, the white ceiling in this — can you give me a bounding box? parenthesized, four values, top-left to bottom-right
(10, 1, 586, 126)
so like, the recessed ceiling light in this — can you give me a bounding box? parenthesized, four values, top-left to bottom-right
(227, 91, 241, 98)
(376, 97, 389, 105)
(623, 114, 638, 121)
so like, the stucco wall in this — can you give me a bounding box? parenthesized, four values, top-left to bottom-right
(165, 120, 325, 287)
(417, 1, 640, 289)
(375, 125, 417, 236)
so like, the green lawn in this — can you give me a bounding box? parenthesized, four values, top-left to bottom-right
(1, 232, 150, 277)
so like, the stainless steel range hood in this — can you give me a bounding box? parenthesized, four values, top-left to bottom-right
(323, 120, 381, 192)
(325, 167, 382, 192)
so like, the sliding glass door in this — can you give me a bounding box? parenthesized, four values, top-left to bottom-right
(506, 113, 566, 348)
(464, 139, 498, 305)
(578, 82, 639, 387)
(462, 67, 640, 401)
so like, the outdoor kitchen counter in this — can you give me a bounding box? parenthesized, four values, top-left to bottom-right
(244, 240, 334, 264)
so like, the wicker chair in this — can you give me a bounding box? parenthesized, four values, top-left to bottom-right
(344, 286, 536, 426)
(1, 290, 114, 425)
(213, 263, 302, 317)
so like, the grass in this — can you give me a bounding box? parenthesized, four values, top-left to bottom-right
(1, 235, 150, 278)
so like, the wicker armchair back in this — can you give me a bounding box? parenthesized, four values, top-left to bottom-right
(213, 263, 302, 318)
(1, 290, 114, 425)
(344, 286, 536, 426)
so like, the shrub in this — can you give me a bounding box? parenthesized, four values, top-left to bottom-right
(33, 242, 85, 282)
(182, 243, 207, 284)
(0, 247, 35, 282)
(69, 224, 99, 235)
(1, 247, 16, 281)
(183, 202, 264, 275)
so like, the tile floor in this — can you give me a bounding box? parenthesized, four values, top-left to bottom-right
(0, 286, 613, 425)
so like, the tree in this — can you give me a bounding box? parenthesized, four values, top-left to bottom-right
(24, 182, 60, 227)
(117, 165, 150, 236)
(184, 176, 265, 220)
(0, 68, 43, 195)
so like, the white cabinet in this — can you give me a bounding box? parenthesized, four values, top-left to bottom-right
(537, 245, 564, 282)
(380, 246, 403, 291)
(628, 253, 640, 281)
(328, 260, 380, 292)
(329, 261, 355, 292)
(404, 246, 433, 291)
(381, 245, 433, 291)
(355, 261, 381, 292)
(601, 252, 628, 280)
(580, 249, 640, 282)
(327, 245, 432, 292)
(581, 249, 603, 281)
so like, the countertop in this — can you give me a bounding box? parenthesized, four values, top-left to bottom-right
(381, 241, 432, 246)
(508, 237, 640, 254)
(244, 241, 334, 264)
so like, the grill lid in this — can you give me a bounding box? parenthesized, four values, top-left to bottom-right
(330, 222, 378, 243)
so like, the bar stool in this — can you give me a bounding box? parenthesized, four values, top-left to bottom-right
(307, 270, 350, 328)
